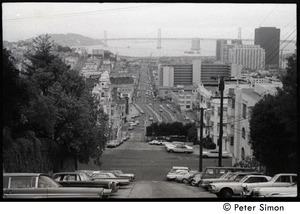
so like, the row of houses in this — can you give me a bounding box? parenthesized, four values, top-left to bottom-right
(157, 76, 282, 165)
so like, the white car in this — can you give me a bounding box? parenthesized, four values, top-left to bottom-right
(208, 175, 272, 198)
(175, 170, 199, 183)
(129, 122, 137, 126)
(202, 150, 230, 158)
(167, 169, 190, 180)
(106, 140, 118, 148)
(166, 144, 193, 153)
(242, 173, 297, 197)
(251, 184, 297, 198)
(149, 140, 163, 145)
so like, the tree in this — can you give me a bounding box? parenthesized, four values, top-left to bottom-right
(2, 49, 30, 130)
(249, 52, 297, 175)
(19, 35, 107, 171)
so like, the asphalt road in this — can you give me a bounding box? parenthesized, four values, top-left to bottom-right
(78, 132, 231, 198)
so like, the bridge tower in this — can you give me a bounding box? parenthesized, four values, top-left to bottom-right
(238, 27, 242, 40)
(157, 28, 162, 49)
(103, 30, 108, 47)
(191, 38, 201, 51)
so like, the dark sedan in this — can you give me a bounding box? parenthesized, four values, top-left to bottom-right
(53, 172, 119, 197)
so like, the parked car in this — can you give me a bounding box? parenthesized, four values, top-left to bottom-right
(208, 175, 272, 198)
(91, 172, 130, 186)
(135, 120, 139, 124)
(199, 171, 262, 189)
(202, 149, 230, 158)
(250, 183, 297, 198)
(175, 170, 199, 183)
(166, 166, 190, 180)
(98, 170, 135, 181)
(166, 144, 193, 153)
(106, 140, 118, 148)
(167, 169, 190, 180)
(3, 173, 104, 199)
(189, 167, 254, 186)
(149, 116, 153, 121)
(149, 140, 163, 145)
(242, 173, 297, 197)
(129, 122, 137, 126)
(189, 172, 203, 186)
(52, 172, 118, 197)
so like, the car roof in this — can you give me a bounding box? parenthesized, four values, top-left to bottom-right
(53, 172, 82, 175)
(232, 171, 262, 175)
(3, 173, 49, 177)
(204, 167, 252, 170)
(172, 166, 189, 169)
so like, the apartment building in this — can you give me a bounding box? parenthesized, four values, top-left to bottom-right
(232, 82, 282, 164)
(170, 90, 195, 112)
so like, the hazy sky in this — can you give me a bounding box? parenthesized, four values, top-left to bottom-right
(2, 3, 297, 42)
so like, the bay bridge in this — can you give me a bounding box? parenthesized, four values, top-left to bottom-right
(101, 28, 295, 50)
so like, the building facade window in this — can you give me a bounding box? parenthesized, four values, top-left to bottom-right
(242, 127, 246, 139)
(242, 103, 247, 119)
(230, 137, 234, 146)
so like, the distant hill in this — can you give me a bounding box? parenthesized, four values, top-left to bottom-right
(23, 33, 104, 47)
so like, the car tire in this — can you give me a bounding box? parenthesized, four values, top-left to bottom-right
(169, 150, 174, 153)
(220, 188, 233, 198)
(182, 179, 188, 184)
(203, 155, 208, 158)
(191, 180, 197, 186)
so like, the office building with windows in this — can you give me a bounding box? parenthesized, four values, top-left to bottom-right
(255, 27, 280, 68)
(228, 45, 266, 70)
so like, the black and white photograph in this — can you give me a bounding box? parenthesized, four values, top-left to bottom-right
(2, 1, 298, 205)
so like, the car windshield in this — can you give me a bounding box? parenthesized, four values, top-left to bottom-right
(38, 175, 60, 188)
(233, 174, 247, 182)
(80, 173, 90, 181)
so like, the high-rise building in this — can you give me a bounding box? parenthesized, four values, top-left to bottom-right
(228, 45, 266, 70)
(158, 60, 201, 87)
(216, 39, 227, 61)
(220, 44, 234, 63)
(200, 63, 231, 86)
(159, 60, 230, 87)
(255, 27, 280, 68)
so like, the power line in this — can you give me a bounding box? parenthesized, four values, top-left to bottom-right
(4, 4, 166, 21)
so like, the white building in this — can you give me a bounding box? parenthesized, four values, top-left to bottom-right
(232, 82, 283, 164)
(229, 45, 265, 70)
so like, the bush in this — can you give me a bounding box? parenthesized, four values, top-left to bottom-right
(204, 141, 216, 150)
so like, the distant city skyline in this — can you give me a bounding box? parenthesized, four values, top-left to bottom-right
(2, 3, 297, 42)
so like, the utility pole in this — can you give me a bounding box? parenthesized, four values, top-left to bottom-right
(218, 77, 225, 167)
(196, 106, 204, 172)
(199, 107, 204, 172)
